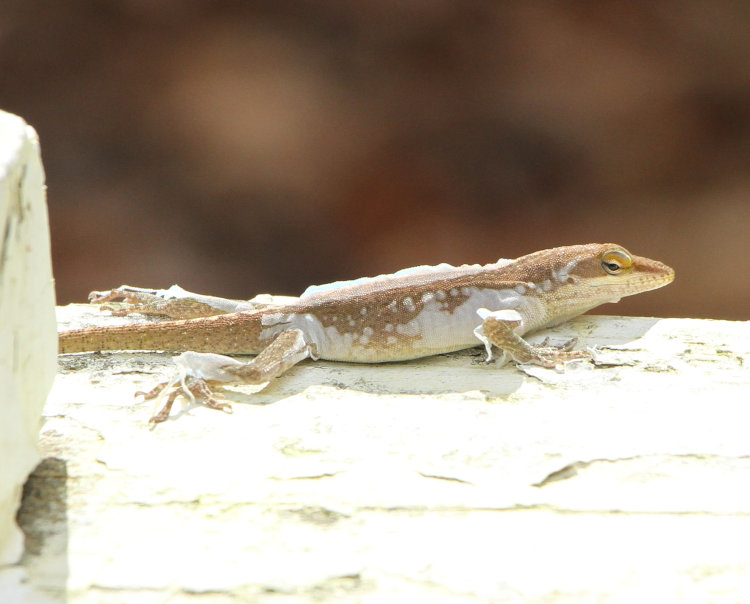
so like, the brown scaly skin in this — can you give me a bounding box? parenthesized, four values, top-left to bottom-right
(59, 243, 673, 358)
(58, 244, 674, 422)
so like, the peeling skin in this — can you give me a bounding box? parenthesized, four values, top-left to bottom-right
(59, 244, 675, 366)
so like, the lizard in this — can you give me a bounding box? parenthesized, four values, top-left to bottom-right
(58, 243, 674, 423)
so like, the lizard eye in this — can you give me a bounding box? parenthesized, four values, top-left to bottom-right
(601, 249, 632, 275)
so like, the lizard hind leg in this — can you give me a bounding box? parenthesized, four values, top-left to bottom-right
(217, 328, 313, 384)
(141, 329, 313, 423)
(88, 284, 265, 319)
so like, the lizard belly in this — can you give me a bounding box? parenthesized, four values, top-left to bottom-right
(296, 287, 533, 363)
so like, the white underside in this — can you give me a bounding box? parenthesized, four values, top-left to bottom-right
(276, 287, 544, 362)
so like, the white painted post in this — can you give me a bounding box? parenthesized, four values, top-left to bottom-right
(0, 109, 57, 564)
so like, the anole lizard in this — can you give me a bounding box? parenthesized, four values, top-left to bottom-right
(59, 243, 674, 423)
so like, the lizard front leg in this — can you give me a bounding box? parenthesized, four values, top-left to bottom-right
(143, 328, 313, 423)
(473, 308, 591, 369)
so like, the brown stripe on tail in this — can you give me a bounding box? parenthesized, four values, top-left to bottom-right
(58, 312, 266, 355)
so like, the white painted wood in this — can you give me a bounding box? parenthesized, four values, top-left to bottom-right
(0, 110, 57, 566)
(10, 302, 750, 602)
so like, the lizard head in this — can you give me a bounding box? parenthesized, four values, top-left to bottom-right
(514, 243, 675, 326)
(571, 243, 675, 302)
(540, 243, 675, 320)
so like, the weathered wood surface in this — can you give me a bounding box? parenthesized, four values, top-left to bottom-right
(7, 304, 750, 603)
(0, 109, 56, 569)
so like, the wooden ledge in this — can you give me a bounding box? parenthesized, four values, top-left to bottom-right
(12, 304, 750, 601)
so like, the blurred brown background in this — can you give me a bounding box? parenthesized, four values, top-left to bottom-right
(2, 1, 749, 319)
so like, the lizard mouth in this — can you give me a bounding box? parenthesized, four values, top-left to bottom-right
(587, 265, 674, 298)
(639, 267, 674, 286)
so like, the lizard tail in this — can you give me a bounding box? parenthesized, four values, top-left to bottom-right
(58, 314, 265, 355)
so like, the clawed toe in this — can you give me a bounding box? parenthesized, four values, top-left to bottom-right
(559, 337, 579, 352)
(529, 347, 592, 369)
(536, 336, 578, 352)
(135, 381, 169, 401)
(88, 289, 122, 305)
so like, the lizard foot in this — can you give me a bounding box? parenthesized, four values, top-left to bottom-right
(89, 286, 166, 316)
(135, 336, 312, 424)
(136, 376, 232, 424)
